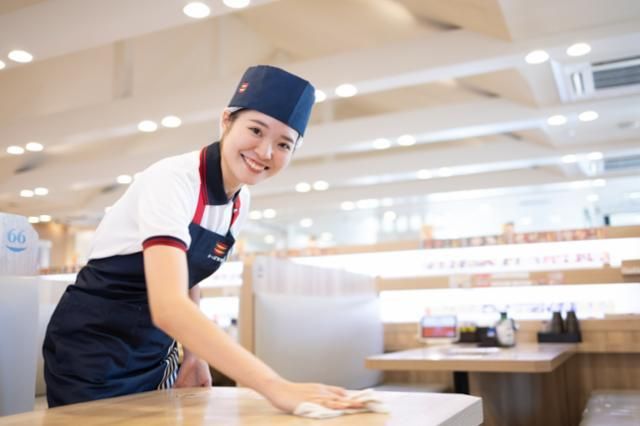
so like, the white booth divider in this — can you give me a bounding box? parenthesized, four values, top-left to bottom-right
(252, 257, 383, 389)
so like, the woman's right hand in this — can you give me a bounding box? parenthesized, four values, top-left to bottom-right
(263, 378, 366, 413)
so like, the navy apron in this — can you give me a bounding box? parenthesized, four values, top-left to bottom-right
(43, 146, 240, 407)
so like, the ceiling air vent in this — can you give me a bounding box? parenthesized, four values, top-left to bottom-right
(553, 56, 640, 102)
(604, 154, 640, 172)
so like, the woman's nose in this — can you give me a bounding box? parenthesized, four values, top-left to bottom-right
(255, 139, 272, 159)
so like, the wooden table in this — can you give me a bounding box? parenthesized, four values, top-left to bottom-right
(366, 344, 579, 426)
(0, 387, 483, 426)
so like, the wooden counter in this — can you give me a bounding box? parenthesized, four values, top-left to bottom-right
(366, 343, 577, 373)
(0, 387, 483, 426)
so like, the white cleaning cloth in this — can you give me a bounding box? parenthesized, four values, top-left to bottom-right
(293, 389, 390, 419)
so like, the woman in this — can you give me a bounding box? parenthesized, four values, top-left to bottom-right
(43, 65, 363, 413)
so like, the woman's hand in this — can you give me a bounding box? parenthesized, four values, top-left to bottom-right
(262, 378, 365, 413)
(174, 356, 212, 388)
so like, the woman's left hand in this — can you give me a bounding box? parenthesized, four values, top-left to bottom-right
(174, 356, 212, 388)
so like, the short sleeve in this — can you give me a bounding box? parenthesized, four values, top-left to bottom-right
(136, 161, 198, 252)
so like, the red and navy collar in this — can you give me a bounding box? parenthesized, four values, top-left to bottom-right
(199, 141, 240, 206)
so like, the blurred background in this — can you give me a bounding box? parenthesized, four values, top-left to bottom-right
(1, 0, 640, 266)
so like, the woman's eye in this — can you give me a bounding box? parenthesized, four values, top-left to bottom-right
(249, 127, 261, 136)
(279, 142, 292, 151)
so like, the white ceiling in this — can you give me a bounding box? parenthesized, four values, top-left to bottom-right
(1, 0, 640, 240)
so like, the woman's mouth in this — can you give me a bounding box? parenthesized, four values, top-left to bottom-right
(241, 154, 268, 173)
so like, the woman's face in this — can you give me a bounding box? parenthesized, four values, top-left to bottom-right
(220, 109, 298, 193)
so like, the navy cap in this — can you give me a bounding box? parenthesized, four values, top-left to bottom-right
(228, 65, 315, 137)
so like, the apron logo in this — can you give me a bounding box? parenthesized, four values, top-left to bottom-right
(238, 82, 249, 93)
(213, 242, 228, 257)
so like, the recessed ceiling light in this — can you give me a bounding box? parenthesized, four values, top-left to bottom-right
(34, 187, 48, 196)
(161, 116, 182, 128)
(7, 145, 25, 155)
(356, 199, 380, 209)
(578, 110, 599, 122)
(383, 211, 397, 221)
(314, 90, 327, 103)
(525, 50, 550, 64)
(138, 120, 158, 132)
(183, 2, 210, 18)
(561, 154, 578, 164)
(223, 0, 250, 8)
(373, 138, 391, 150)
(8, 50, 33, 63)
(340, 201, 355, 211)
(313, 180, 329, 191)
(117, 174, 133, 184)
(28, 216, 39, 224)
(25, 142, 44, 152)
(586, 193, 599, 203)
(300, 218, 313, 228)
(262, 209, 276, 219)
(567, 43, 591, 57)
(547, 115, 568, 126)
(417, 169, 432, 180)
(264, 234, 275, 244)
(20, 189, 34, 198)
(397, 135, 416, 146)
(586, 151, 603, 161)
(295, 182, 311, 193)
(39, 215, 52, 222)
(335, 84, 357, 98)
(249, 210, 262, 220)
(0, 60, 5, 70)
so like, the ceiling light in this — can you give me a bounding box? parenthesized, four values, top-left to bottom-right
(264, 234, 275, 244)
(586, 193, 599, 203)
(34, 187, 48, 196)
(587, 151, 603, 161)
(249, 210, 263, 220)
(7, 145, 24, 155)
(313, 180, 329, 191)
(137, 120, 158, 132)
(314, 90, 326, 103)
(437, 167, 453, 177)
(397, 135, 416, 146)
(578, 110, 599, 122)
(183, 2, 210, 18)
(295, 182, 311, 193)
(340, 201, 355, 211)
(262, 209, 276, 219)
(335, 84, 357, 98)
(383, 211, 397, 221)
(28, 216, 39, 224)
(39, 215, 52, 223)
(117, 174, 133, 184)
(547, 115, 568, 126)
(223, 0, 250, 8)
(25, 142, 44, 152)
(567, 43, 591, 57)
(8, 50, 33, 63)
(20, 190, 34, 198)
(161, 115, 182, 128)
(373, 138, 391, 150)
(300, 218, 313, 228)
(525, 50, 549, 64)
(0, 60, 5, 70)
(417, 169, 432, 180)
(561, 154, 578, 164)
(356, 199, 380, 209)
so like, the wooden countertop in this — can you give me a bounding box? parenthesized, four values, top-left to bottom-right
(0, 387, 483, 426)
(366, 343, 577, 373)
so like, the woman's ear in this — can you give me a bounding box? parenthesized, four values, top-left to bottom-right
(221, 109, 233, 134)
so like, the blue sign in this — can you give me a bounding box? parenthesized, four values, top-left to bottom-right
(5, 228, 27, 253)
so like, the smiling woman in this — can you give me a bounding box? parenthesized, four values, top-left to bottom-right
(42, 65, 364, 414)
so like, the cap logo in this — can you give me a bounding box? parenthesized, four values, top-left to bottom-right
(238, 82, 249, 93)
